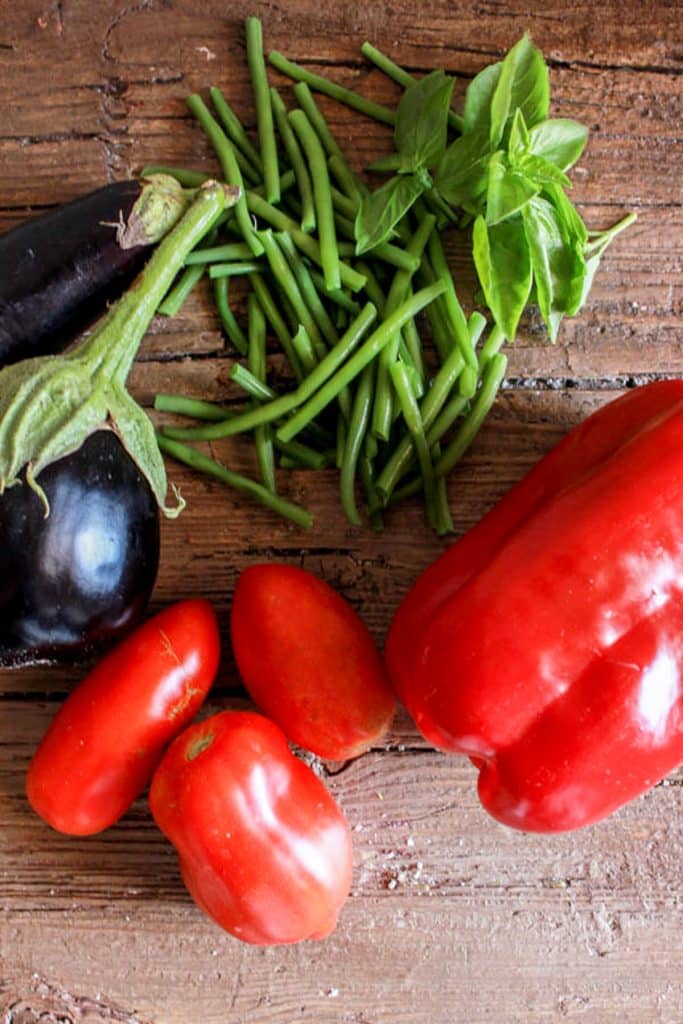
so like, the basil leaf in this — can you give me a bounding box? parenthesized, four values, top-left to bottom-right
(544, 182, 588, 246)
(473, 214, 532, 340)
(489, 34, 549, 149)
(463, 61, 502, 134)
(529, 118, 589, 171)
(520, 154, 572, 189)
(435, 127, 491, 208)
(354, 174, 426, 254)
(522, 196, 586, 340)
(394, 69, 454, 172)
(486, 151, 539, 224)
(508, 108, 531, 165)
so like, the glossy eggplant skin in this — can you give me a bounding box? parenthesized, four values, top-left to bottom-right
(0, 430, 160, 667)
(0, 181, 147, 366)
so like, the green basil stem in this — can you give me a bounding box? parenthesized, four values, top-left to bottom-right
(157, 264, 205, 317)
(245, 17, 279, 203)
(162, 303, 377, 442)
(245, 190, 366, 292)
(276, 281, 445, 443)
(288, 109, 341, 291)
(157, 435, 312, 528)
(258, 229, 325, 355)
(270, 87, 316, 232)
(339, 363, 375, 525)
(209, 86, 264, 178)
(248, 272, 304, 383)
(268, 50, 396, 126)
(390, 360, 438, 528)
(185, 242, 254, 264)
(187, 94, 263, 257)
(360, 41, 464, 134)
(208, 261, 263, 278)
(247, 292, 276, 492)
(372, 215, 437, 440)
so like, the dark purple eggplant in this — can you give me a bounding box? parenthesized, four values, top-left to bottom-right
(0, 174, 189, 367)
(0, 431, 159, 667)
(0, 180, 238, 666)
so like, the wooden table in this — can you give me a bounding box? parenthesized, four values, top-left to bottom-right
(1, 2, 681, 1021)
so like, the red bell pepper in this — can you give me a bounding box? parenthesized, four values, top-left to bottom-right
(386, 380, 683, 832)
(149, 710, 353, 944)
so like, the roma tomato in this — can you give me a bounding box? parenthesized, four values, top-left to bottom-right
(230, 563, 396, 760)
(149, 710, 353, 944)
(26, 599, 220, 835)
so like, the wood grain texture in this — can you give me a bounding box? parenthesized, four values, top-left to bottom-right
(1, 1, 682, 1022)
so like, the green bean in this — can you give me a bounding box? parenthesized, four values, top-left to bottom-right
(288, 109, 340, 291)
(142, 165, 209, 187)
(277, 281, 445, 443)
(372, 215, 436, 440)
(359, 451, 384, 531)
(158, 435, 312, 528)
(251, 168, 297, 199)
(293, 83, 366, 208)
(333, 213, 419, 274)
(229, 362, 275, 402)
(245, 190, 366, 292)
(339, 363, 374, 525)
(434, 354, 508, 478)
(291, 324, 318, 375)
(425, 392, 470, 446)
(258, 229, 325, 354)
(157, 264, 205, 317)
(269, 50, 396, 126)
(277, 233, 338, 348)
(335, 415, 347, 470)
(270, 87, 316, 232)
(360, 42, 464, 134)
(213, 277, 248, 355)
(366, 154, 403, 174)
(402, 318, 426, 386)
(479, 323, 506, 365)
(185, 242, 254, 264)
(426, 226, 477, 369)
(248, 292, 276, 492)
(417, 254, 454, 362)
(187, 94, 263, 257)
(154, 394, 230, 420)
(353, 261, 386, 315)
(276, 438, 332, 470)
(208, 261, 263, 278)
(390, 360, 438, 527)
(330, 185, 359, 221)
(209, 86, 263, 177)
(249, 272, 303, 382)
(245, 17, 279, 203)
(376, 342, 467, 501)
(328, 154, 368, 203)
(430, 443, 454, 535)
(162, 303, 377, 441)
(307, 269, 361, 313)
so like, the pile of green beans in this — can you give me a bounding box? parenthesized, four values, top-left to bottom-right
(148, 16, 508, 531)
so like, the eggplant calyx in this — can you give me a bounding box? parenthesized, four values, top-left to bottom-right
(0, 180, 236, 517)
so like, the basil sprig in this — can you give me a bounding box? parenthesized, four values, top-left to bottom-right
(355, 33, 634, 342)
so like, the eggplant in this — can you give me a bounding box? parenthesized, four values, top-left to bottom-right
(0, 179, 238, 666)
(0, 431, 159, 667)
(0, 174, 190, 367)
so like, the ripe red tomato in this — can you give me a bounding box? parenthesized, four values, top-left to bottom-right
(26, 599, 220, 835)
(230, 563, 396, 759)
(149, 710, 353, 944)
